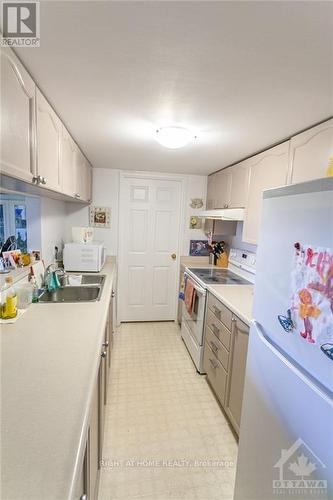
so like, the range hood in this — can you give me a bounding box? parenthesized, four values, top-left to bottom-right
(197, 208, 245, 221)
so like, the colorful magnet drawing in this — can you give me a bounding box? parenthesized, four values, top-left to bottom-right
(278, 309, 295, 333)
(289, 243, 333, 359)
(321, 343, 333, 361)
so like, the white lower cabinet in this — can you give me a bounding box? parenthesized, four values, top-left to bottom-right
(204, 292, 249, 437)
(76, 305, 113, 500)
(225, 317, 249, 435)
(242, 141, 289, 245)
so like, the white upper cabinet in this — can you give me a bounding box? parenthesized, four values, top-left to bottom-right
(215, 168, 232, 208)
(228, 160, 250, 208)
(36, 88, 62, 192)
(0, 48, 36, 182)
(61, 125, 77, 197)
(206, 174, 217, 209)
(210, 160, 249, 210)
(74, 149, 92, 202)
(243, 141, 289, 245)
(289, 119, 333, 184)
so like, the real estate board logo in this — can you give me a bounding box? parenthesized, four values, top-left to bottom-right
(273, 438, 327, 497)
(1, 0, 40, 47)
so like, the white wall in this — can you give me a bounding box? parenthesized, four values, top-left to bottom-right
(40, 197, 67, 266)
(65, 169, 120, 254)
(64, 168, 207, 257)
(26, 196, 41, 252)
(224, 222, 257, 253)
(181, 174, 207, 255)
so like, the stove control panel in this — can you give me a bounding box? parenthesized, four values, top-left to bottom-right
(229, 248, 256, 273)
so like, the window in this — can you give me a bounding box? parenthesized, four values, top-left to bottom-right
(0, 199, 28, 253)
(14, 205, 27, 252)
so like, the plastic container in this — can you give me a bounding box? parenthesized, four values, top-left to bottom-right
(72, 226, 94, 243)
(17, 283, 33, 309)
(2, 276, 17, 319)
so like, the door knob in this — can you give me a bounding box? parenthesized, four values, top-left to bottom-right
(171, 253, 177, 260)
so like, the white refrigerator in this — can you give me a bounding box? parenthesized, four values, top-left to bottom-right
(234, 178, 333, 500)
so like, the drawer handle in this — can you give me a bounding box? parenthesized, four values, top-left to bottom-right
(209, 357, 218, 369)
(211, 323, 220, 337)
(210, 340, 218, 353)
(213, 305, 221, 318)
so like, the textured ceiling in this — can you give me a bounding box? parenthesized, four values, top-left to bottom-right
(15, 1, 333, 174)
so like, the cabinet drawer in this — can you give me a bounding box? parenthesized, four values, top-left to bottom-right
(206, 308, 231, 350)
(208, 293, 232, 330)
(203, 342, 227, 406)
(205, 326, 229, 371)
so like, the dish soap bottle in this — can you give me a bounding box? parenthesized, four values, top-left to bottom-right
(29, 267, 39, 303)
(2, 276, 17, 319)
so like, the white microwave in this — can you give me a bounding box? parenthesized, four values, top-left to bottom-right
(63, 242, 106, 272)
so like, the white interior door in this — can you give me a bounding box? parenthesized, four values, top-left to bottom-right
(119, 175, 182, 322)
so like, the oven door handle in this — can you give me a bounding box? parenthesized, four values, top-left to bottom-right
(184, 273, 206, 296)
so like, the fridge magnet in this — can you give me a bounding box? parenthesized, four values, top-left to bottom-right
(190, 198, 203, 209)
(321, 343, 333, 361)
(189, 216, 202, 230)
(277, 309, 295, 333)
(290, 243, 333, 346)
(189, 240, 210, 256)
(89, 206, 111, 228)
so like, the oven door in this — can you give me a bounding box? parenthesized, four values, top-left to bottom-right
(182, 274, 206, 346)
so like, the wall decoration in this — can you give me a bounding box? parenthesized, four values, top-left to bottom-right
(189, 240, 210, 256)
(89, 206, 111, 228)
(289, 243, 333, 352)
(190, 198, 203, 209)
(189, 216, 202, 230)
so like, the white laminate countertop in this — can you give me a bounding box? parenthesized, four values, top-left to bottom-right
(1, 258, 117, 500)
(207, 284, 254, 326)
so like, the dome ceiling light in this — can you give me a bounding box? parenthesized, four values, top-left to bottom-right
(155, 126, 197, 149)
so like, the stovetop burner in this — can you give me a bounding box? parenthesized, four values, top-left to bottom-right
(187, 268, 251, 285)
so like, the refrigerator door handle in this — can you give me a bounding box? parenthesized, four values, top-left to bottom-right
(252, 319, 333, 405)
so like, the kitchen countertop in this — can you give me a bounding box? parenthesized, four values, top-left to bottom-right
(1, 257, 117, 500)
(207, 284, 254, 326)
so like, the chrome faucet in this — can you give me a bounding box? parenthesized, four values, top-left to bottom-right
(43, 264, 55, 287)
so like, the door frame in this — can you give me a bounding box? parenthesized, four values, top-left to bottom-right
(117, 170, 186, 323)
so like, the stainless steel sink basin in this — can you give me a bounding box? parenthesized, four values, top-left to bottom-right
(80, 274, 106, 285)
(39, 285, 102, 303)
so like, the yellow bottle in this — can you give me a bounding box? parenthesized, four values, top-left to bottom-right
(2, 276, 17, 319)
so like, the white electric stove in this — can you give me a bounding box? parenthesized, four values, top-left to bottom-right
(181, 248, 256, 373)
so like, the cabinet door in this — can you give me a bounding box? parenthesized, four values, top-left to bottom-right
(242, 141, 289, 245)
(103, 324, 110, 404)
(36, 88, 62, 191)
(229, 160, 250, 208)
(289, 119, 333, 184)
(89, 379, 99, 500)
(206, 174, 217, 209)
(0, 48, 36, 182)
(75, 150, 92, 202)
(61, 126, 76, 197)
(225, 317, 249, 435)
(215, 169, 232, 208)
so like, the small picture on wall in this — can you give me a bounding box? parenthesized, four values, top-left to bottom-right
(189, 216, 202, 230)
(189, 240, 210, 256)
(89, 206, 111, 228)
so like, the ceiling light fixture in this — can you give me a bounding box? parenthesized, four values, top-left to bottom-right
(155, 126, 197, 149)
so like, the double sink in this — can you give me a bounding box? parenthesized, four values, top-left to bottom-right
(39, 275, 106, 303)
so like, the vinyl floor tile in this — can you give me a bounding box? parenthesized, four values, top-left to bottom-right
(98, 322, 237, 500)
